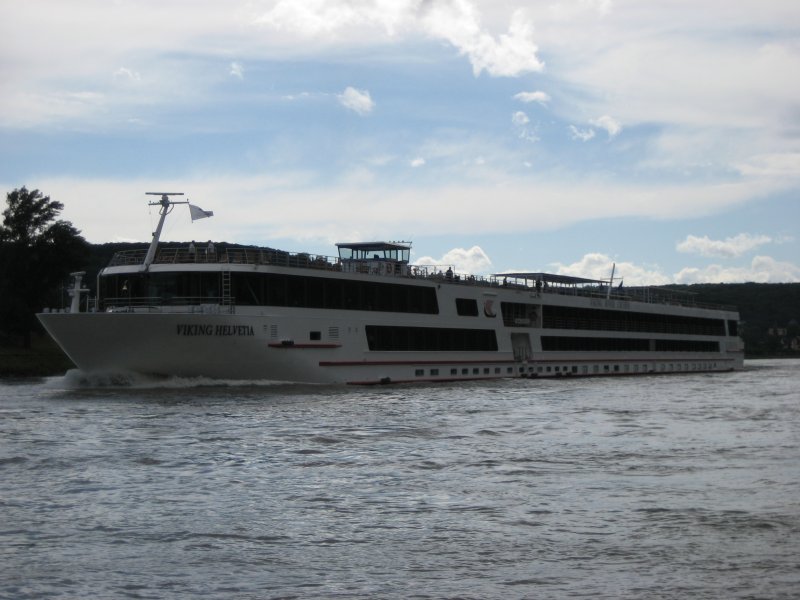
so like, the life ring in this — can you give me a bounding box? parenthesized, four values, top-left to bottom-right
(484, 299, 496, 317)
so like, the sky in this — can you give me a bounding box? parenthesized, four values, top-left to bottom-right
(1, 0, 799, 284)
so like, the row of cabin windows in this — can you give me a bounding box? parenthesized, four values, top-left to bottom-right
(414, 361, 723, 378)
(100, 272, 439, 314)
(416, 367, 512, 377)
(366, 326, 498, 352)
(454, 300, 737, 340)
(542, 305, 727, 336)
(540, 336, 721, 353)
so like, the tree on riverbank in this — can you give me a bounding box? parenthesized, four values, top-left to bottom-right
(0, 187, 88, 347)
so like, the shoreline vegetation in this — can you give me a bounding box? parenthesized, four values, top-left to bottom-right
(0, 334, 75, 378)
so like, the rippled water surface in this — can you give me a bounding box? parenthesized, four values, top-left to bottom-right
(2, 359, 799, 599)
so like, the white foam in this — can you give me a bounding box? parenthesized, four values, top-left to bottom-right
(44, 369, 297, 390)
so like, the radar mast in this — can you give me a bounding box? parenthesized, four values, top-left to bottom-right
(142, 192, 187, 271)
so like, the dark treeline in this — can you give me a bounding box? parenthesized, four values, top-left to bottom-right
(668, 283, 800, 357)
(44, 243, 800, 359)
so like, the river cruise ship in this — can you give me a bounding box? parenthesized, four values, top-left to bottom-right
(38, 194, 744, 384)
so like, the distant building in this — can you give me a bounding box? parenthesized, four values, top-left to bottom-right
(767, 321, 800, 353)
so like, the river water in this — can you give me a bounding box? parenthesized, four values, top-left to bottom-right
(1, 359, 798, 599)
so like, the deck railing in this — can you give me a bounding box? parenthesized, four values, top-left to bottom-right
(102, 296, 235, 313)
(106, 247, 736, 312)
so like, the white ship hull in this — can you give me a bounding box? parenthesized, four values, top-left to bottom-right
(38, 197, 743, 385)
(38, 271, 744, 385)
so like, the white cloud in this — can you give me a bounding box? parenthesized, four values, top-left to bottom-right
(255, 0, 410, 37)
(590, 115, 621, 138)
(675, 256, 800, 283)
(113, 67, 140, 82)
(514, 90, 550, 105)
(337, 87, 374, 115)
(736, 153, 800, 178)
(569, 125, 595, 141)
(421, 4, 543, 77)
(410, 157, 425, 168)
(512, 111, 539, 142)
(548, 250, 800, 285)
(511, 111, 529, 126)
(257, 1, 543, 77)
(550, 253, 671, 286)
(229, 62, 244, 79)
(676, 233, 773, 258)
(35, 171, 792, 246)
(414, 246, 492, 275)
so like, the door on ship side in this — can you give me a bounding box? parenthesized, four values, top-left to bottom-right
(511, 333, 532, 362)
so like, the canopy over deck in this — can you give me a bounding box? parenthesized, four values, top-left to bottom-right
(495, 272, 606, 286)
(337, 241, 411, 262)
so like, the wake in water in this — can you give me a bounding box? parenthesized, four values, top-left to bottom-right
(45, 368, 299, 390)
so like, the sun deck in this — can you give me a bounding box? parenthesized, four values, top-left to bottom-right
(106, 245, 735, 312)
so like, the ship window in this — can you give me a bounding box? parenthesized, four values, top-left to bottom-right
(507, 367, 513, 374)
(430, 369, 439, 376)
(654, 340, 719, 352)
(310, 331, 321, 341)
(495, 367, 500, 374)
(224, 272, 439, 314)
(462, 368, 469, 375)
(455, 298, 479, 316)
(500, 302, 538, 327)
(727, 320, 738, 336)
(473, 368, 479, 375)
(542, 305, 726, 336)
(415, 369, 424, 376)
(451, 368, 458, 375)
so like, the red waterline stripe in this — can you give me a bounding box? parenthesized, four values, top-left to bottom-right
(319, 358, 514, 367)
(322, 355, 736, 367)
(268, 343, 342, 349)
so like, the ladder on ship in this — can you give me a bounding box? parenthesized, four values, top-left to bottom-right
(221, 270, 232, 306)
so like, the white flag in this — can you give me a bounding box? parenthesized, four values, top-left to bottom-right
(189, 204, 214, 221)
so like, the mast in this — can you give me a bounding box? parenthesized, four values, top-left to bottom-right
(606, 262, 616, 299)
(142, 192, 186, 271)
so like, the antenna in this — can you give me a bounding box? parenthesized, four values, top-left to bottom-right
(145, 192, 185, 207)
(142, 192, 188, 270)
(606, 262, 616, 299)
